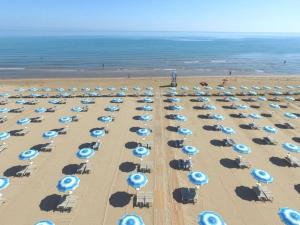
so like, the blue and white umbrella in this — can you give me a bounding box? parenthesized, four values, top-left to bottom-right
(111, 98, 123, 103)
(69, 87, 78, 92)
(35, 107, 47, 113)
(170, 105, 183, 111)
(269, 103, 280, 109)
(282, 143, 300, 153)
(90, 129, 105, 138)
(196, 97, 209, 102)
(233, 144, 251, 154)
(284, 112, 298, 119)
(76, 148, 95, 160)
(99, 116, 113, 123)
(0, 176, 9, 191)
(17, 118, 31, 126)
(258, 96, 267, 102)
(0, 132, 10, 141)
(127, 173, 148, 190)
(251, 169, 273, 184)
(133, 86, 141, 92)
(136, 128, 151, 137)
(16, 99, 26, 104)
(59, 116, 72, 124)
(88, 92, 99, 97)
(174, 114, 187, 121)
(57, 175, 80, 193)
(167, 97, 181, 103)
(237, 104, 249, 110)
(182, 146, 199, 157)
(248, 113, 262, 120)
(278, 207, 300, 225)
(142, 97, 153, 103)
(34, 220, 55, 225)
(133, 147, 150, 160)
(81, 98, 94, 104)
(107, 86, 116, 91)
(120, 86, 128, 91)
(198, 211, 226, 225)
(178, 128, 192, 136)
(142, 105, 153, 111)
(15, 87, 25, 92)
(248, 91, 257, 96)
(56, 87, 64, 92)
(43, 131, 58, 140)
(286, 96, 295, 102)
(71, 106, 84, 112)
(228, 97, 239, 102)
(212, 114, 224, 121)
(188, 171, 209, 188)
(139, 114, 152, 122)
(81, 87, 90, 92)
(105, 105, 119, 112)
(0, 107, 9, 113)
(222, 127, 235, 135)
(263, 126, 277, 134)
(118, 214, 145, 225)
(206, 105, 216, 110)
(195, 91, 206, 96)
(43, 87, 52, 92)
(116, 92, 126, 97)
(48, 99, 60, 105)
(19, 149, 39, 161)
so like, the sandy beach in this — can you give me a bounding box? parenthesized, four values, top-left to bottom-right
(0, 76, 299, 225)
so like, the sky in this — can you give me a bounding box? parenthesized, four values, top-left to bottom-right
(0, 0, 300, 35)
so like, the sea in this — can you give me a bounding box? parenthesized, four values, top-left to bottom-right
(0, 32, 300, 78)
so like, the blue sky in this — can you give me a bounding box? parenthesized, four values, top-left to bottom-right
(0, 0, 300, 34)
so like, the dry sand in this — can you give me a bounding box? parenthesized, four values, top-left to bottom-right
(0, 76, 299, 225)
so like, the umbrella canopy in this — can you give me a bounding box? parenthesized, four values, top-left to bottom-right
(181, 146, 199, 157)
(90, 129, 105, 138)
(35, 107, 47, 113)
(111, 98, 123, 103)
(59, 116, 72, 124)
(17, 118, 31, 126)
(57, 175, 80, 193)
(237, 104, 249, 110)
(0, 107, 9, 113)
(139, 114, 152, 122)
(133, 86, 141, 91)
(48, 99, 60, 105)
(284, 112, 298, 119)
(212, 114, 224, 121)
(233, 144, 251, 154)
(0, 132, 10, 141)
(107, 86, 116, 91)
(42, 131, 58, 140)
(198, 211, 226, 225)
(35, 219, 55, 225)
(136, 128, 151, 137)
(263, 126, 277, 134)
(0, 176, 9, 191)
(206, 105, 216, 110)
(71, 106, 84, 112)
(278, 207, 300, 225)
(81, 98, 94, 104)
(127, 173, 148, 190)
(167, 97, 181, 103)
(188, 171, 209, 187)
(285, 96, 295, 102)
(98, 116, 113, 123)
(269, 103, 280, 109)
(174, 114, 187, 121)
(170, 105, 183, 111)
(116, 92, 126, 97)
(248, 113, 262, 120)
(178, 128, 192, 136)
(105, 105, 119, 112)
(222, 127, 235, 135)
(19, 149, 39, 161)
(228, 97, 239, 102)
(133, 147, 150, 159)
(16, 99, 26, 104)
(76, 148, 95, 160)
(142, 105, 153, 111)
(196, 97, 209, 102)
(282, 143, 300, 153)
(258, 96, 267, 101)
(143, 97, 153, 103)
(251, 169, 273, 184)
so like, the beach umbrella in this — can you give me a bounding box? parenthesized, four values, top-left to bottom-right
(107, 86, 115, 91)
(57, 175, 80, 194)
(111, 98, 123, 103)
(284, 112, 298, 120)
(258, 96, 267, 102)
(216, 86, 225, 91)
(133, 147, 150, 160)
(263, 126, 277, 134)
(56, 88, 64, 92)
(170, 105, 183, 111)
(269, 103, 280, 109)
(15, 87, 25, 92)
(17, 118, 31, 126)
(142, 105, 152, 111)
(34, 220, 55, 225)
(278, 207, 300, 225)
(248, 113, 262, 120)
(0, 107, 9, 113)
(0, 176, 9, 192)
(142, 97, 153, 103)
(174, 114, 187, 121)
(282, 143, 300, 153)
(48, 99, 60, 105)
(144, 91, 154, 96)
(43, 87, 52, 92)
(248, 91, 257, 96)
(167, 97, 180, 103)
(263, 86, 271, 91)
(251, 169, 273, 184)
(136, 128, 151, 138)
(42, 131, 58, 142)
(240, 86, 248, 90)
(285, 96, 295, 102)
(30, 93, 41, 98)
(195, 91, 206, 96)
(237, 104, 249, 110)
(139, 114, 152, 122)
(81, 98, 94, 104)
(71, 106, 84, 112)
(133, 86, 141, 92)
(90, 129, 105, 139)
(120, 86, 128, 91)
(233, 144, 251, 154)
(196, 97, 209, 102)
(181, 145, 199, 158)
(188, 171, 208, 188)
(59, 116, 72, 125)
(16, 99, 26, 104)
(178, 128, 192, 137)
(223, 91, 233, 96)
(274, 86, 283, 90)
(198, 211, 226, 225)
(88, 92, 99, 97)
(117, 92, 126, 97)
(222, 127, 235, 136)
(228, 97, 239, 102)
(19, 149, 39, 163)
(69, 87, 78, 92)
(76, 148, 95, 161)
(35, 107, 47, 113)
(81, 87, 90, 92)
(207, 105, 217, 110)
(252, 86, 260, 90)
(105, 105, 119, 112)
(127, 173, 148, 190)
(273, 91, 283, 96)
(212, 114, 224, 121)
(0, 132, 10, 143)
(118, 213, 144, 225)
(98, 116, 113, 123)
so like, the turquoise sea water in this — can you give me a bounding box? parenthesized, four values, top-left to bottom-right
(0, 33, 300, 77)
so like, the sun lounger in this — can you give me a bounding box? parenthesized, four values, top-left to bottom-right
(58, 127, 68, 135)
(223, 138, 236, 147)
(213, 124, 223, 131)
(178, 159, 192, 171)
(31, 116, 44, 123)
(134, 192, 153, 208)
(235, 157, 251, 168)
(16, 164, 36, 177)
(0, 144, 7, 153)
(206, 113, 214, 119)
(138, 142, 152, 150)
(71, 115, 79, 122)
(247, 97, 257, 102)
(76, 162, 91, 174)
(46, 107, 56, 112)
(82, 106, 89, 112)
(285, 155, 300, 167)
(10, 107, 25, 113)
(248, 123, 260, 130)
(174, 140, 184, 148)
(271, 97, 280, 102)
(13, 129, 30, 136)
(58, 99, 67, 104)
(40, 143, 55, 152)
(0, 116, 8, 123)
(0, 99, 8, 105)
(91, 141, 101, 151)
(229, 104, 238, 109)
(26, 99, 39, 105)
(263, 137, 278, 145)
(238, 113, 247, 118)
(252, 185, 273, 202)
(180, 187, 198, 204)
(57, 195, 78, 212)
(137, 161, 153, 173)
(284, 122, 295, 129)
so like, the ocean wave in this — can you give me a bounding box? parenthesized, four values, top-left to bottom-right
(184, 61, 199, 64)
(0, 67, 25, 70)
(210, 60, 226, 64)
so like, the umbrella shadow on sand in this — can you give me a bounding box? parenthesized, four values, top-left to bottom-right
(129, 127, 141, 132)
(166, 126, 179, 132)
(125, 141, 139, 149)
(109, 191, 133, 207)
(39, 194, 61, 211)
(210, 139, 225, 147)
(219, 158, 239, 169)
(3, 165, 27, 177)
(269, 156, 289, 167)
(62, 164, 79, 175)
(294, 184, 300, 194)
(252, 138, 267, 145)
(202, 125, 216, 131)
(119, 162, 137, 173)
(8, 129, 24, 136)
(292, 137, 300, 143)
(235, 186, 257, 201)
